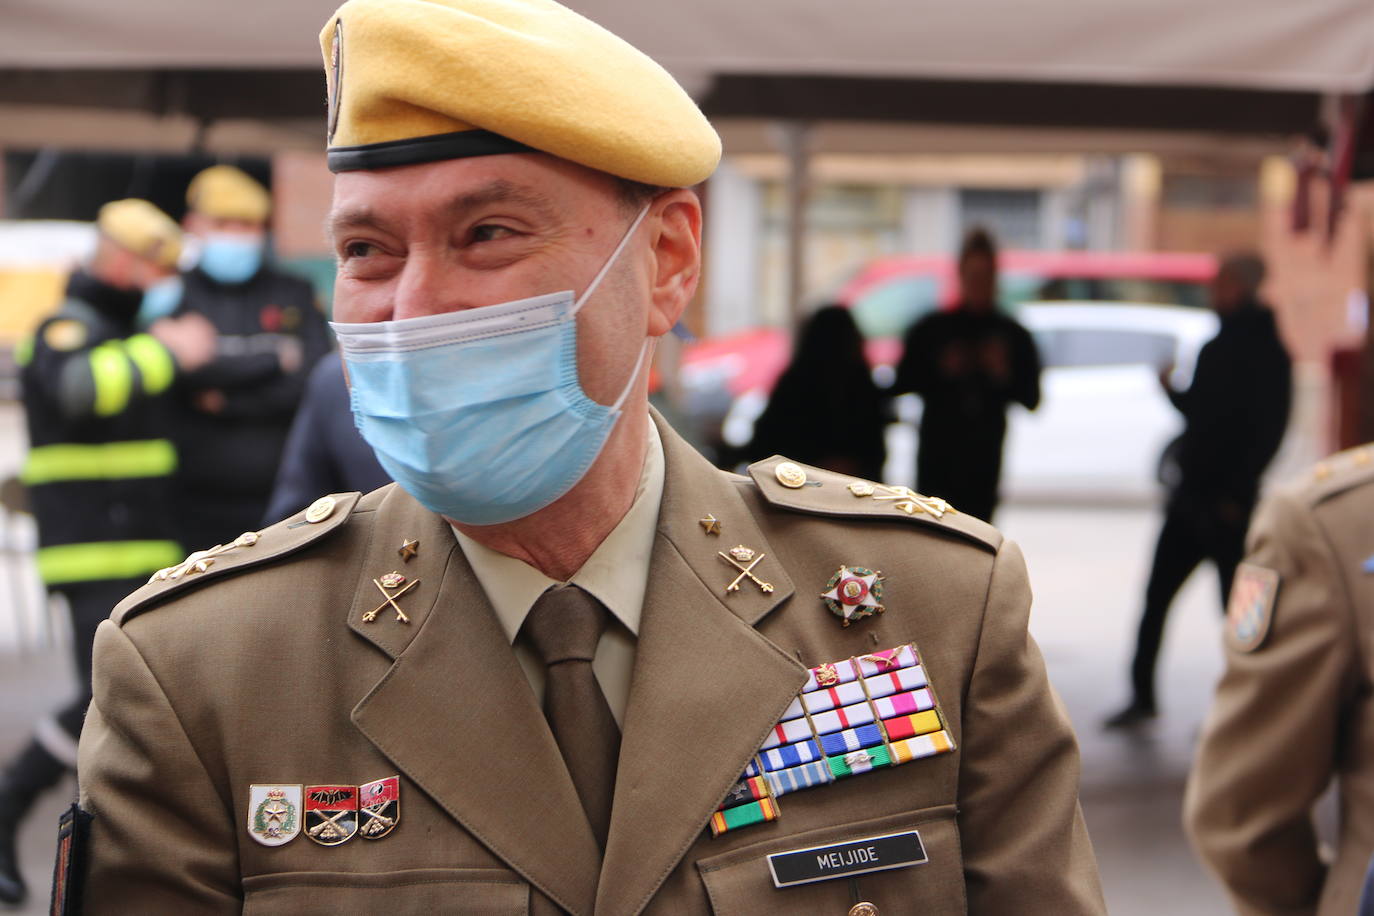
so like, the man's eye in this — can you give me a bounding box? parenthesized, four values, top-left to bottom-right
(471, 224, 516, 243)
(343, 241, 377, 259)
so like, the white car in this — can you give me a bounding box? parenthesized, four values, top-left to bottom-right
(1002, 303, 1218, 501)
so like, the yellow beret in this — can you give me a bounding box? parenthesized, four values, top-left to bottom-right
(319, 0, 721, 187)
(186, 165, 271, 223)
(96, 199, 182, 270)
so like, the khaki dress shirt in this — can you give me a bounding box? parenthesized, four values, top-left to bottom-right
(451, 422, 664, 726)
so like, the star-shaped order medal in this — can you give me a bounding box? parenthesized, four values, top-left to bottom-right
(820, 565, 885, 627)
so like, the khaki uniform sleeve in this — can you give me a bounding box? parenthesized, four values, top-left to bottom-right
(77, 620, 242, 913)
(1183, 491, 1353, 914)
(958, 540, 1106, 913)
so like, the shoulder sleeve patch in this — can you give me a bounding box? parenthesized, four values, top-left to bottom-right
(1226, 562, 1281, 653)
(112, 492, 362, 626)
(746, 455, 1002, 552)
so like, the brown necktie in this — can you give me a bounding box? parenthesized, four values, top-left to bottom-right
(522, 585, 621, 849)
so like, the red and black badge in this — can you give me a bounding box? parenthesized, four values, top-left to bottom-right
(304, 785, 358, 846)
(359, 775, 400, 840)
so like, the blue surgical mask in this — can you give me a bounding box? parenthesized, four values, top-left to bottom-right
(198, 234, 264, 284)
(332, 206, 650, 525)
(138, 276, 184, 327)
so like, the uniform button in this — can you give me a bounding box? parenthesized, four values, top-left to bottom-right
(849, 903, 879, 916)
(774, 461, 807, 489)
(304, 495, 337, 523)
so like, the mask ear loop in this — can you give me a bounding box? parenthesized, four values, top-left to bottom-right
(571, 203, 655, 411)
(571, 204, 651, 315)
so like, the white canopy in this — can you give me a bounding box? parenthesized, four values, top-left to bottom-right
(5, 0, 1373, 94)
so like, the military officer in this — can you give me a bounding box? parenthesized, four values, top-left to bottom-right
(1185, 445, 1374, 915)
(64, 2, 1106, 913)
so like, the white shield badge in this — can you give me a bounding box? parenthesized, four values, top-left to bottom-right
(247, 785, 302, 847)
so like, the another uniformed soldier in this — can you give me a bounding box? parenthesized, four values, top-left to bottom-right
(0, 200, 215, 905)
(65, 2, 1105, 913)
(1185, 446, 1374, 915)
(169, 165, 332, 551)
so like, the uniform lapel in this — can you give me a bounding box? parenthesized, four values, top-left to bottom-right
(348, 487, 601, 915)
(595, 417, 808, 915)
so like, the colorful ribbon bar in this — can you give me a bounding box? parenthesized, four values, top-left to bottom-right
(764, 759, 834, 797)
(802, 644, 918, 693)
(761, 739, 824, 772)
(819, 722, 886, 757)
(709, 797, 779, 837)
(780, 664, 929, 722)
(762, 688, 935, 749)
(882, 710, 943, 742)
(717, 775, 770, 811)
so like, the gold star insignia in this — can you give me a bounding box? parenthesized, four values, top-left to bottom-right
(398, 539, 419, 562)
(699, 515, 721, 536)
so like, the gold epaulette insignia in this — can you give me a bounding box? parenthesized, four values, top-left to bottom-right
(150, 530, 262, 583)
(847, 481, 956, 520)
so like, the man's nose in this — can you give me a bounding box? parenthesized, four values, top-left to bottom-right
(391, 251, 474, 319)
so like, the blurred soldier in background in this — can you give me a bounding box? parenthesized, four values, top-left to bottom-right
(262, 351, 388, 524)
(893, 227, 1042, 521)
(1106, 252, 1291, 728)
(170, 165, 331, 550)
(0, 200, 215, 904)
(745, 304, 888, 481)
(1185, 445, 1374, 915)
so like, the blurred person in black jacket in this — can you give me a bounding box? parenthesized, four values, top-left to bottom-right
(1106, 252, 1292, 728)
(168, 165, 332, 551)
(892, 227, 1041, 521)
(263, 351, 390, 523)
(745, 305, 887, 481)
(0, 200, 215, 904)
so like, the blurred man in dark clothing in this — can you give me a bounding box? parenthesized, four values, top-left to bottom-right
(1106, 252, 1292, 728)
(0, 200, 215, 904)
(263, 351, 389, 524)
(171, 165, 332, 550)
(745, 305, 888, 481)
(893, 227, 1041, 521)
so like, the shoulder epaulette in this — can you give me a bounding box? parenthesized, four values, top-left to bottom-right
(747, 456, 1002, 553)
(112, 492, 362, 626)
(1301, 444, 1374, 507)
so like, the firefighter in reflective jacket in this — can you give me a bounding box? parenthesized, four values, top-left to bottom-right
(0, 199, 215, 906)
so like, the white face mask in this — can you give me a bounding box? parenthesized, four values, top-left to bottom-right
(331, 205, 650, 525)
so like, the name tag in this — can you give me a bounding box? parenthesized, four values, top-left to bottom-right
(766, 830, 928, 888)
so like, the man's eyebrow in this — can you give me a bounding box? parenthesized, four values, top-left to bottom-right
(326, 180, 557, 244)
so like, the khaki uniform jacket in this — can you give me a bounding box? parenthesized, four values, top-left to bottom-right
(1185, 446, 1374, 915)
(75, 415, 1104, 915)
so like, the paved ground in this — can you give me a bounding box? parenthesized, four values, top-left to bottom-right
(0, 500, 1238, 914)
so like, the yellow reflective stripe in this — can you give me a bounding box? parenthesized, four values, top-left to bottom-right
(123, 334, 175, 395)
(88, 343, 133, 417)
(14, 336, 34, 367)
(20, 440, 177, 486)
(36, 540, 183, 585)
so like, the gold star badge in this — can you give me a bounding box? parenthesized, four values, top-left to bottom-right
(699, 515, 722, 536)
(398, 539, 419, 562)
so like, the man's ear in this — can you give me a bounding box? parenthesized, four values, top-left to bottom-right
(644, 189, 702, 338)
